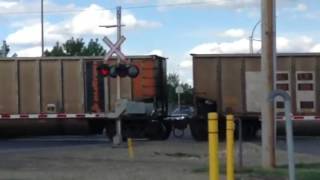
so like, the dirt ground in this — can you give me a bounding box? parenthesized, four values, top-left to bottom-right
(0, 136, 319, 180)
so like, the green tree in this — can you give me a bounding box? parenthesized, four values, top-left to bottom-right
(44, 38, 106, 56)
(83, 39, 106, 56)
(167, 73, 193, 105)
(180, 83, 193, 105)
(167, 73, 180, 87)
(44, 42, 64, 56)
(63, 38, 85, 56)
(0, 41, 10, 57)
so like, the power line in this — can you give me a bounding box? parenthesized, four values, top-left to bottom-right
(0, 1, 217, 16)
(0, 8, 114, 16)
(124, 1, 211, 9)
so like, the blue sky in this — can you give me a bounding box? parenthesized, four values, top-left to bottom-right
(1, 0, 320, 84)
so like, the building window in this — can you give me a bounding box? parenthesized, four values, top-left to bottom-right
(298, 83, 314, 91)
(277, 73, 289, 81)
(300, 101, 314, 109)
(276, 101, 284, 108)
(276, 84, 289, 91)
(297, 73, 313, 81)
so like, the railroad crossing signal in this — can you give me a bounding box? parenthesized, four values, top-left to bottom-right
(100, 35, 139, 78)
(103, 36, 127, 62)
(97, 64, 140, 78)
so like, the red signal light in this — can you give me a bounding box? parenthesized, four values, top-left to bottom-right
(101, 69, 108, 76)
(97, 64, 110, 77)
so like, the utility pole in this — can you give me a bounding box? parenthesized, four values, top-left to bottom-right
(41, 0, 44, 57)
(261, 0, 276, 168)
(99, 6, 124, 145)
(176, 85, 183, 110)
(115, 6, 122, 145)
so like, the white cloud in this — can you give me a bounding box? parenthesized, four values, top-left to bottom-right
(185, 78, 193, 85)
(7, 22, 66, 45)
(190, 36, 320, 54)
(6, 4, 161, 48)
(15, 46, 50, 57)
(0, 0, 77, 15)
(6, 24, 41, 45)
(310, 44, 320, 52)
(221, 28, 246, 38)
(277, 36, 314, 52)
(276, 37, 289, 51)
(130, 19, 162, 29)
(180, 60, 192, 68)
(116, 0, 149, 4)
(295, 3, 308, 12)
(0, 0, 18, 8)
(282, 2, 309, 15)
(157, 0, 303, 13)
(68, 4, 161, 35)
(68, 4, 116, 36)
(149, 49, 163, 56)
(190, 38, 258, 54)
(158, 0, 259, 11)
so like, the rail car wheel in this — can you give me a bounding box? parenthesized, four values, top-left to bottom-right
(88, 120, 105, 134)
(190, 118, 208, 141)
(146, 120, 171, 140)
(240, 118, 260, 140)
(161, 121, 172, 140)
(105, 122, 116, 140)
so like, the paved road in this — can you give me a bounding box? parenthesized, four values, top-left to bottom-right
(0, 135, 209, 180)
(0, 134, 319, 180)
(0, 135, 110, 153)
(0, 132, 319, 155)
(276, 136, 320, 156)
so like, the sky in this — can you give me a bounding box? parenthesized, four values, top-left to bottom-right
(1, 0, 320, 85)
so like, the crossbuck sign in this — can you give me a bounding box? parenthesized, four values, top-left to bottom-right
(103, 36, 127, 62)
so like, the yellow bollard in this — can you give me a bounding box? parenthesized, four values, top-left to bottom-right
(226, 115, 235, 180)
(127, 138, 134, 159)
(208, 112, 219, 180)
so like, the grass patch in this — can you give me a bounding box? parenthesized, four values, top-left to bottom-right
(153, 151, 201, 159)
(192, 166, 208, 173)
(280, 162, 320, 169)
(240, 163, 320, 180)
(297, 169, 320, 180)
(192, 163, 320, 180)
(238, 167, 286, 179)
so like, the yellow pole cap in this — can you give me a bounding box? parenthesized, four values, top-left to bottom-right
(208, 112, 218, 119)
(226, 114, 234, 121)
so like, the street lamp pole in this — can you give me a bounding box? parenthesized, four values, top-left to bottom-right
(41, 0, 44, 57)
(249, 20, 261, 54)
